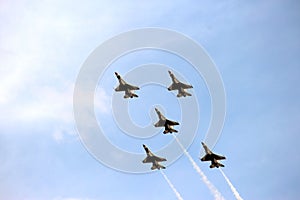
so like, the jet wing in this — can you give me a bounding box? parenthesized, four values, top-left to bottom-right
(154, 156, 167, 162)
(158, 114, 166, 121)
(154, 121, 165, 127)
(142, 154, 166, 163)
(212, 153, 226, 160)
(125, 83, 139, 90)
(142, 156, 152, 163)
(200, 154, 211, 162)
(179, 82, 193, 89)
(166, 119, 179, 126)
(142, 152, 155, 163)
(200, 153, 225, 162)
(168, 83, 177, 91)
(115, 85, 124, 91)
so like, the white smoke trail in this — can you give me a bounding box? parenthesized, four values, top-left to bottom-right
(160, 170, 184, 200)
(219, 169, 243, 200)
(174, 136, 225, 200)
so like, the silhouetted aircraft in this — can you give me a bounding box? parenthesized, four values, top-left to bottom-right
(154, 108, 179, 134)
(114, 72, 139, 98)
(142, 144, 166, 170)
(200, 142, 226, 168)
(167, 70, 193, 97)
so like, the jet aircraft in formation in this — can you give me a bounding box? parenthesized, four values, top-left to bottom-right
(113, 70, 226, 170)
(114, 72, 139, 98)
(167, 70, 193, 97)
(142, 144, 166, 170)
(114, 70, 193, 99)
(154, 108, 179, 134)
(200, 142, 226, 168)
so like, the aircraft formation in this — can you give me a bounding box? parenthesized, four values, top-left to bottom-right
(114, 70, 226, 170)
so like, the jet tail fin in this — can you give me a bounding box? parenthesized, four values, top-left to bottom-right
(131, 93, 138, 98)
(163, 128, 178, 134)
(177, 91, 192, 97)
(185, 92, 192, 96)
(124, 93, 138, 98)
(210, 162, 225, 168)
(177, 93, 183, 98)
(151, 163, 166, 170)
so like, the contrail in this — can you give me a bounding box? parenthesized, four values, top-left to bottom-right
(174, 136, 225, 200)
(160, 170, 184, 200)
(219, 169, 243, 200)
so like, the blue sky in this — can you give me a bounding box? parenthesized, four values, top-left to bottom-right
(1, 0, 300, 199)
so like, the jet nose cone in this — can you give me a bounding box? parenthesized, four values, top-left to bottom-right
(168, 70, 172, 75)
(142, 144, 146, 148)
(201, 142, 205, 146)
(115, 72, 121, 79)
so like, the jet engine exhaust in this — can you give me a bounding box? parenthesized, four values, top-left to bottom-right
(219, 169, 243, 200)
(174, 135, 225, 200)
(160, 170, 184, 200)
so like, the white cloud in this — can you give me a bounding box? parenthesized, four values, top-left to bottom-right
(95, 88, 111, 114)
(9, 82, 74, 123)
(53, 129, 64, 143)
(0, 0, 216, 142)
(0, 0, 116, 138)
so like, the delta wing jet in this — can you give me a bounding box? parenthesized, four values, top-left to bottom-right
(167, 70, 193, 97)
(142, 144, 166, 170)
(200, 142, 226, 168)
(154, 108, 179, 134)
(114, 72, 140, 98)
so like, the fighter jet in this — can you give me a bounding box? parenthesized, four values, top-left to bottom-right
(200, 142, 226, 168)
(142, 144, 166, 170)
(154, 108, 179, 134)
(114, 72, 140, 98)
(167, 70, 193, 97)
